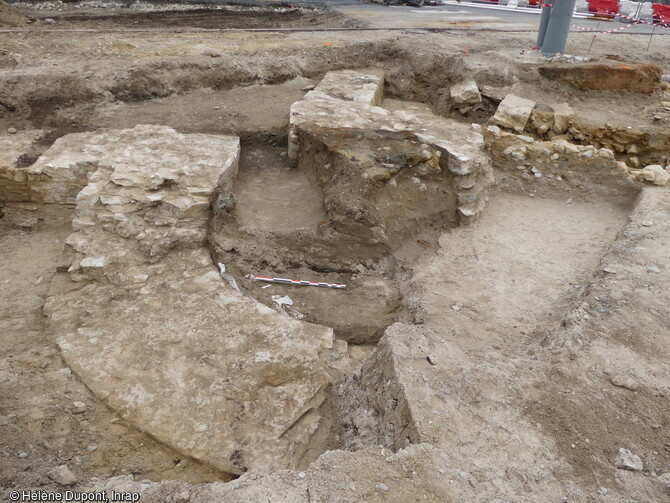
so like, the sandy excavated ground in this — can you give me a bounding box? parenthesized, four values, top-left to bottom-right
(1, 1, 670, 502)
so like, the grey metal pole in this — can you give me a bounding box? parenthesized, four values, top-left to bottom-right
(541, 0, 578, 57)
(536, 2, 553, 50)
(646, 23, 657, 51)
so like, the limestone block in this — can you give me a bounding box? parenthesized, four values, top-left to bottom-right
(551, 103, 575, 134)
(26, 132, 102, 204)
(366, 166, 397, 182)
(480, 85, 510, 103)
(638, 164, 669, 186)
(0, 130, 44, 202)
(450, 79, 481, 106)
(47, 465, 77, 486)
(308, 69, 385, 106)
(27, 126, 238, 209)
(493, 94, 537, 133)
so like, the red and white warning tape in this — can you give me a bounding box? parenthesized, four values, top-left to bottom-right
(251, 275, 347, 290)
(614, 12, 670, 28)
(571, 23, 604, 31)
(571, 19, 641, 35)
(614, 12, 647, 24)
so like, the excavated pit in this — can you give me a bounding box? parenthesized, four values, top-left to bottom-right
(213, 140, 406, 345)
(2, 15, 670, 499)
(210, 133, 451, 345)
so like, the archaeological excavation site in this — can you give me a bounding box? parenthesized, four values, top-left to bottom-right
(1, 0, 669, 501)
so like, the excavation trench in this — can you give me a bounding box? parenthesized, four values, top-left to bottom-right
(206, 127, 466, 467)
(2, 21, 670, 490)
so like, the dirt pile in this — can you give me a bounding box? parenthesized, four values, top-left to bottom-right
(0, 0, 30, 27)
(12, 3, 357, 30)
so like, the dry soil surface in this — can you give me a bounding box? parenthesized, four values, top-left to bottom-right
(1, 2, 669, 501)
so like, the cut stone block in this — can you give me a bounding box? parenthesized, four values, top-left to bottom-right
(450, 79, 482, 106)
(0, 130, 45, 203)
(493, 94, 537, 133)
(307, 69, 385, 106)
(550, 102, 574, 135)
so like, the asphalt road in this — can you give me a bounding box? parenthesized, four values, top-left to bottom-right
(322, 0, 668, 35)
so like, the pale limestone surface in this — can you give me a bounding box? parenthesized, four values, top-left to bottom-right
(0, 130, 44, 202)
(449, 79, 481, 105)
(50, 249, 339, 475)
(25, 126, 239, 206)
(44, 125, 347, 475)
(66, 125, 239, 260)
(492, 94, 537, 132)
(307, 68, 385, 106)
(550, 102, 575, 134)
(25, 132, 104, 204)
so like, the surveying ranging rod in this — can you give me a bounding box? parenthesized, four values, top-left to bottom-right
(250, 275, 347, 290)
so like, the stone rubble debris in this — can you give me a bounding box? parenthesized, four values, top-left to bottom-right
(609, 374, 639, 391)
(272, 295, 294, 308)
(47, 465, 78, 486)
(614, 448, 644, 471)
(634, 164, 670, 187)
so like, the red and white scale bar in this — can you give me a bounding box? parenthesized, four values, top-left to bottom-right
(252, 275, 347, 290)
